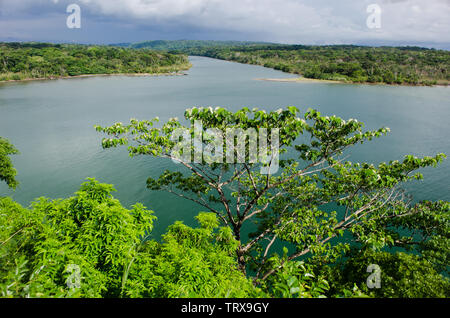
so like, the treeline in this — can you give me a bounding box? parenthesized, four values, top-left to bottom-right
(8, 40, 445, 86)
(190, 44, 450, 85)
(0, 42, 191, 82)
(129, 41, 449, 86)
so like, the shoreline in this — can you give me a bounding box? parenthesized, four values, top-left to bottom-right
(255, 77, 450, 87)
(191, 56, 449, 87)
(255, 77, 342, 84)
(0, 71, 189, 84)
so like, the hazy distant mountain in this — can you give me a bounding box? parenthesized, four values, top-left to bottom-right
(109, 43, 133, 48)
(119, 40, 276, 51)
(109, 40, 440, 53)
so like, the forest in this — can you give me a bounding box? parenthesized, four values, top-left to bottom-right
(3, 41, 448, 86)
(189, 45, 450, 85)
(128, 40, 450, 86)
(0, 42, 191, 82)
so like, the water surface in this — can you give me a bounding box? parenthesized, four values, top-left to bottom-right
(1, 56, 449, 236)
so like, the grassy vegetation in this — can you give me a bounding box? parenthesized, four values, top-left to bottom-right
(0, 42, 191, 82)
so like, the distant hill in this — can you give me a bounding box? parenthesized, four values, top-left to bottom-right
(124, 40, 277, 51)
(109, 43, 132, 48)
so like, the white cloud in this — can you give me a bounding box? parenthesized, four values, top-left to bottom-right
(1, 0, 449, 46)
(76, 0, 450, 44)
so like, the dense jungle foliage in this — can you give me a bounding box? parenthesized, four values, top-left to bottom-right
(190, 45, 450, 85)
(0, 42, 191, 82)
(129, 40, 449, 86)
(4, 41, 448, 85)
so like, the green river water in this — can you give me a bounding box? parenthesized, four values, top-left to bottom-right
(0, 56, 449, 237)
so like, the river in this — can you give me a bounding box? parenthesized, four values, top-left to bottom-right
(0, 56, 449, 237)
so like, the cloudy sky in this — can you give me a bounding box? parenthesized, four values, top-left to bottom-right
(0, 0, 449, 49)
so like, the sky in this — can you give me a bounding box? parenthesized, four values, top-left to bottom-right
(0, 0, 449, 49)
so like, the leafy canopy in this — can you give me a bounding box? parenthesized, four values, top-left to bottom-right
(97, 106, 446, 285)
(0, 137, 19, 189)
(0, 178, 260, 298)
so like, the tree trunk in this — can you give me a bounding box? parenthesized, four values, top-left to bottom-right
(232, 222, 247, 274)
(236, 246, 247, 274)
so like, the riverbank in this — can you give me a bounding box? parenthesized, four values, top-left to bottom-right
(211, 56, 449, 87)
(0, 43, 193, 84)
(0, 70, 190, 84)
(255, 76, 450, 87)
(255, 77, 342, 84)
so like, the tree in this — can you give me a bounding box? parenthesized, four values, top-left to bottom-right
(0, 178, 156, 297)
(186, 44, 450, 86)
(0, 178, 258, 298)
(0, 43, 191, 81)
(0, 137, 19, 189)
(325, 249, 450, 298)
(318, 199, 449, 298)
(96, 106, 446, 284)
(123, 212, 260, 298)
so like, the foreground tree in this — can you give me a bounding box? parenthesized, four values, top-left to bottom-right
(123, 212, 260, 297)
(96, 106, 446, 284)
(0, 139, 317, 298)
(0, 179, 155, 297)
(0, 178, 260, 298)
(0, 137, 19, 189)
(320, 199, 449, 298)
